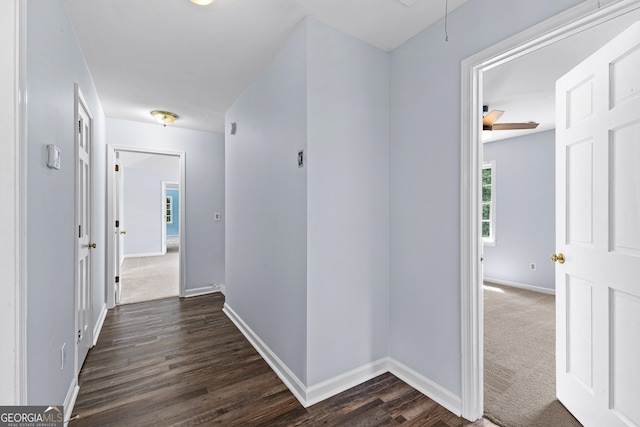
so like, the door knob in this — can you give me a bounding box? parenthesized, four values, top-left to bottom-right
(90, 243, 97, 249)
(120, 230, 127, 235)
(551, 253, 565, 264)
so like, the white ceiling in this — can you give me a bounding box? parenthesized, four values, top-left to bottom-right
(483, 7, 640, 142)
(64, 0, 472, 134)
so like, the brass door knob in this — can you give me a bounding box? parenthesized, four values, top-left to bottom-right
(551, 253, 565, 264)
(90, 243, 97, 249)
(120, 230, 127, 235)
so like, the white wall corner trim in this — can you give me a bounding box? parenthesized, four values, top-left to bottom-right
(92, 304, 108, 346)
(222, 303, 307, 405)
(389, 359, 462, 417)
(484, 277, 556, 295)
(63, 376, 80, 424)
(184, 285, 220, 298)
(305, 358, 391, 407)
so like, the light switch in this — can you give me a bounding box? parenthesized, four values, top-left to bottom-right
(47, 144, 61, 169)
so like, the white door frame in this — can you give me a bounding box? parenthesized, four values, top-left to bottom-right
(459, 0, 640, 420)
(106, 145, 186, 308)
(0, 0, 27, 405)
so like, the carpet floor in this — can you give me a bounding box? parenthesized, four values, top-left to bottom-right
(483, 282, 582, 427)
(120, 250, 179, 305)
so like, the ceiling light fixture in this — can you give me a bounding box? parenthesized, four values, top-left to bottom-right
(190, 0, 214, 5)
(150, 110, 178, 127)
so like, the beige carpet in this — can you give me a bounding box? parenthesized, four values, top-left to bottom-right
(483, 282, 582, 427)
(120, 250, 179, 305)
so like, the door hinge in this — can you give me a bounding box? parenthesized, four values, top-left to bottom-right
(78, 120, 82, 134)
(77, 329, 82, 342)
(115, 276, 120, 283)
(115, 220, 120, 228)
(115, 164, 119, 172)
(79, 225, 81, 238)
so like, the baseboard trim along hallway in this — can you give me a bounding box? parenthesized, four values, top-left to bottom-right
(223, 302, 461, 415)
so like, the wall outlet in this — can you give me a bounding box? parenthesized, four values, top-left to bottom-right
(60, 343, 66, 370)
(529, 263, 536, 271)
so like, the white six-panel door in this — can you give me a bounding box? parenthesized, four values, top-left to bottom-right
(555, 20, 640, 427)
(76, 88, 93, 374)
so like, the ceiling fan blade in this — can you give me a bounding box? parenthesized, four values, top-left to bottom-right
(491, 122, 539, 130)
(482, 110, 504, 126)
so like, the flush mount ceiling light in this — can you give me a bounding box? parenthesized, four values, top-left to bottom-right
(190, 0, 214, 5)
(150, 110, 178, 127)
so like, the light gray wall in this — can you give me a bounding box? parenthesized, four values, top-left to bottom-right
(225, 22, 309, 383)
(388, 0, 583, 396)
(26, 0, 107, 405)
(306, 19, 390, 385)
(482, 130, 556, 290)
(122, 165, 179, 256)
(107, 118, 225, 290)
(226, 17, 390, 387)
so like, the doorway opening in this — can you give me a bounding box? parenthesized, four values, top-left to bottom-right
(460, 0, 640, 421)
(106, 145, 186, 308)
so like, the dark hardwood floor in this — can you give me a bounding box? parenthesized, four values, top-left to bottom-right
(71, 294, 493, 426)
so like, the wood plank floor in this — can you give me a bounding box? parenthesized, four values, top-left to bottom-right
(71, 294, 495, 426)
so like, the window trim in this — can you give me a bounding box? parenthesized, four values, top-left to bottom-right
(166, 195, 173, 225)
(482, 160, 496, 246)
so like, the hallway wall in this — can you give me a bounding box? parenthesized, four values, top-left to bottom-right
(26, 0, 107, 405)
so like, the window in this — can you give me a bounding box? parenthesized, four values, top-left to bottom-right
(166, 196, 173, 224)
(482, 161, 495, 245)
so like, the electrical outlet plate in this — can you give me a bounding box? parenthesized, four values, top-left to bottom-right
(529, 263, 536, 271)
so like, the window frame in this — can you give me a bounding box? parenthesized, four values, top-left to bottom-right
(482, 160, 496, 246)
(166, 195, 173, 225)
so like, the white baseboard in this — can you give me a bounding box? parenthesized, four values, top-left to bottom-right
(389, 359, 462, 416)
(92, 304, 108, 346)
(222, 303, 460, 412)
(184, 284, 224, 298)
(63, 376, 79, 425)
(305, 358, 390, 407)
(484, 277, 555, 295)
(222, 303, 307, 406)
(123, 252, 164, 259)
